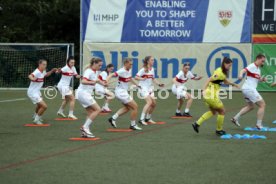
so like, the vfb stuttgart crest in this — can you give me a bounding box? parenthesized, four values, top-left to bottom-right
(218, 10, 232, 27)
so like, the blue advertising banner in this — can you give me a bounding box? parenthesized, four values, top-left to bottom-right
(82, 0, 251, 43)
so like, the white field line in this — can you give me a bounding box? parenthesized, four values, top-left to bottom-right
(0, 98, 27, 103)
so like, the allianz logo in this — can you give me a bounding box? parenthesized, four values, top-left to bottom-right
(91, 47, 247, 82)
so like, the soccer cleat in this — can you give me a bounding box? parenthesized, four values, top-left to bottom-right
(192, 122, 200, 133)
(33, 115, 43, 122)
(175, 112, 182, 116)
(57, 112, 66, 118)
(130, 124, 142, 131)
(68, 114, 78, 120)
(146, 119, 156, 124)
(256, 124, 264, 130)
(231, 118, 241, 127)
(216, 130, 227, 136)
(80, 127, 95, 138)
(139, 120, 148, 126)
(108, 117, 117, 128)
(183, 112, 192, 117)
(33, 119, 43, 125)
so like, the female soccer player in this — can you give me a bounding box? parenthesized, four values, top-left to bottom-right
(172, 63, 202, 117)
(135, 56, 164, 125)
(192, 57, 239, 136)
(76, 58, 106, 138)
(57, 56, 81, 119)
(27, 59, 57, 124)
(231, 54, 266, 129)
(95, 64, 115, 112)
(106, 58, 142, 130)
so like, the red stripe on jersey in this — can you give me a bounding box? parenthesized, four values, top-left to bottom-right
(83, 77, 92, 81)
(245, 68, 260, 79)
(141, 74, 154, 79)
(176, 77, 187, 83)
(62, 72, 74, 76)
(119, 77, 132, 82)
(33, 78, 44, 82)
(114, 72, 118, 77)
(82, 77, 95, 85)
(98, 75, 106, 81)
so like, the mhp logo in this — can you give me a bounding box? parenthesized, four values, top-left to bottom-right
(206, 46, 248, 84)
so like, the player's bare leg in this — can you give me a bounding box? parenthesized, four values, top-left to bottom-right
(33, 105, 40, 120)
(232, 102, 254, 127)
(127, 100, 142, 130)
(176, 98, 184, 116)
(183, 93, 193, 117)
(81, 103, 101, 138)
(109, 105, 129, 128)
(33, 101, 47, 124)
(145, 97, 157, 124)
(139, 96, 152, 125)
(255, 100, 266, 129)
(68, 95, 77, 119)
(57, 96, 68, 118)
(102, 91, 114, 112)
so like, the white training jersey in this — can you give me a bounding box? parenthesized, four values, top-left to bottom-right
(114, 67, 132, 90)
(95, 71, 108, 90)
(242, 63, 261, 90)
(58, 65, 78, 86)
(78, 68, 99, 93)
(136, 67, 155, 88)
(174, 70, 195, 85)
(27, 68, 47, 94)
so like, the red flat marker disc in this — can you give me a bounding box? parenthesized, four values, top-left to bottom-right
(99, 112, 109, 115)
(69, 137, 100, 141)
(24, 124, 51, 127)
(55, 118, 77, 121)
(171, 116, 192, 119)
(107, 128, 133, 132)
(147, 122, 166, 125)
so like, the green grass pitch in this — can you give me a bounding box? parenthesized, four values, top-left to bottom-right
(0, 90, 276, 184)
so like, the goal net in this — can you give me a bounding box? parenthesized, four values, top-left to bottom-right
(0, 43, 74, 89)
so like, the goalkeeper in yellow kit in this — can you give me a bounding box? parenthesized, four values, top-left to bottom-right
(192, 57, 239, 136)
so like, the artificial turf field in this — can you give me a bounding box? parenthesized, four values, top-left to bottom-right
(0, 90, 276, 184)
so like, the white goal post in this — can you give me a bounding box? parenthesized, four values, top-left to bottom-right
(0, 43, 74, 90)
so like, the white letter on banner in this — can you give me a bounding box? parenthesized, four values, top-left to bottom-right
(262, 0, 276, 21)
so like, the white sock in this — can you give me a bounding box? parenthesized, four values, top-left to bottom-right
(104, 102, 109, 108)
(234, 112, 241, 121)
(146, 114, 151, 119)
(257, 120, 262, 127)
(84, 118, 93, 129)
(184, 108, 189, 113)
(58, 108, 64, 113)
(69, 110, 74, 116)
(112, 113, 119, 120)
(176, 109, 181, 113)
(35, 115, 41, 121)
(140, 112, 146, 120)
(130, 120, 136, 126)
(33, 113, 37, 118)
